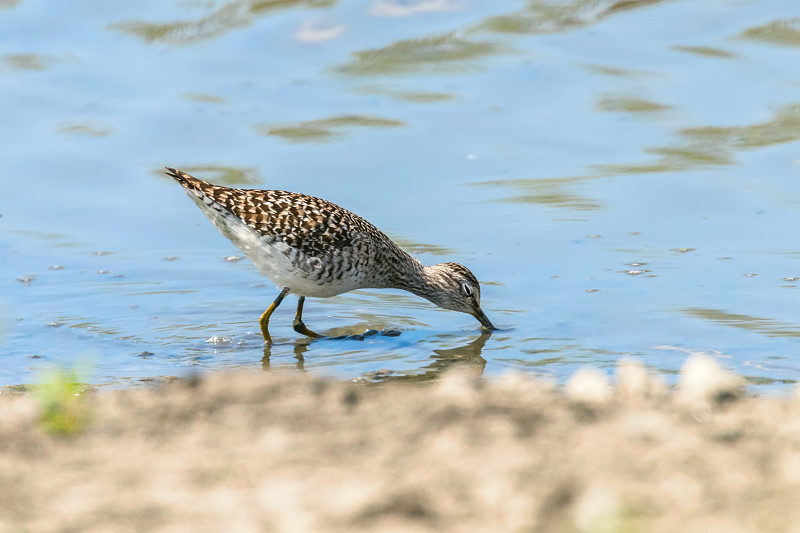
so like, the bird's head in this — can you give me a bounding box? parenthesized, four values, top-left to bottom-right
(420, 262, 495, 330)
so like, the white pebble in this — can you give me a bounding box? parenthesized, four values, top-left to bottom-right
(678, 354, 742, 405)
(616, 358, 648, 400)
(567, 367, 612, 405)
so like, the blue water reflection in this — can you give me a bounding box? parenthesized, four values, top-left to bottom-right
(3, 0, 800, 389)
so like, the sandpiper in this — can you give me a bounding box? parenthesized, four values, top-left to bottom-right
(166, 167, 495, 343)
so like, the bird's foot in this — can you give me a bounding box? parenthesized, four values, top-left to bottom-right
(293, 320, 323, 339)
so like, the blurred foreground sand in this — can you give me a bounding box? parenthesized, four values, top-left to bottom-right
(2, 356, 799, 532)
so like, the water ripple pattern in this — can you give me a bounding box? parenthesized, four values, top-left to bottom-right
(2, 0, 800, 389)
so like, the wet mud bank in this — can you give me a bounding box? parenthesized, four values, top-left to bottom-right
(1, 356, 798, 532)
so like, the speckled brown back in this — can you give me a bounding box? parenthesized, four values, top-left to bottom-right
(165, 167, 419, 290)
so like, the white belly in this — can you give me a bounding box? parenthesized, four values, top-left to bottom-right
(188, 191, 361, 297)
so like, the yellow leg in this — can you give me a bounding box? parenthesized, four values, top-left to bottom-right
(260, 287, 290, 344)
(293, 296, 322, 338)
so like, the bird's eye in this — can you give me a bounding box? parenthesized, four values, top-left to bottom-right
(462, 283, 473, 297)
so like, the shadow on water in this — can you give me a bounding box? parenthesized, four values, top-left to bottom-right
(257, 115, 406, 143)
(110, 0, 336, 44)
(261, 330, 492, 382)
(260, 328, 402, 371)
(681, 308, 800, 338)
(592, 103, 800, 175)
(737, 17, 800, 47)
(473, 0, 673, 36)
(474, 102, 800, 210)
(108, 0, 670, 51)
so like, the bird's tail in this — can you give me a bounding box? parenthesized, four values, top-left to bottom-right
(166, 166, 234, 209)
(165, 167, 201, 187)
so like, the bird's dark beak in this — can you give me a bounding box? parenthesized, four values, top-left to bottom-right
(473, 307, 496, 331)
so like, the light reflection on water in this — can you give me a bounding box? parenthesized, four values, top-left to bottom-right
(2, 0, 800, 390)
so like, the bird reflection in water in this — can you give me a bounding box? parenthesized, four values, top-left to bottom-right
(261, 330, 491, 381)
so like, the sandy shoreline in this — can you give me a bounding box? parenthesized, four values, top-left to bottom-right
(1, 357, 799, 532)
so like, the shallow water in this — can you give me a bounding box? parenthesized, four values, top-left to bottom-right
(3, 0, 800, 389)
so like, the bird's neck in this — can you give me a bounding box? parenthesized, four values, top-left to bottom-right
(393, 263, 445, 304)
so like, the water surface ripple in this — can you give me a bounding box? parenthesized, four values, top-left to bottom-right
(2, 0, 800, 390)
